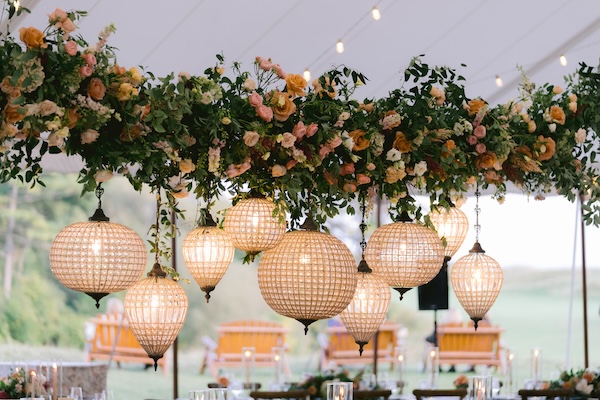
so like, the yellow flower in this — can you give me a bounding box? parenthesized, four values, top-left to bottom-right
(19, 26, 47, 49)
(129, 67, 143, 84)
(285, 74, 307, 97)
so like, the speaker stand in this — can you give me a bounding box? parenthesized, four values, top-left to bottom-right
(432, 307, 439, 347)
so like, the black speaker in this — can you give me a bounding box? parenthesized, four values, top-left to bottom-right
(418, 267, 449, 310)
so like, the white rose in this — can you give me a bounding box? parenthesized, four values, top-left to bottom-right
(338, 111, 350, 121)
(243, 78, 257, 92)
(575, 128, 586, 144)
(548, 123, 556, 133)
(575, 379, 593, 395)
(413, 161, 427, 176)
(80, 129, 99, 144)
(94, 169, 113, 183)
(386, 148, 402, 161)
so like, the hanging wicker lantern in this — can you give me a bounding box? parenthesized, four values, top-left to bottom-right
(450, 242, 503, 329)
(429, 206, 469, 267)
(182, 213, 234, 302)
(258, 217, 357, 334)
(365, 213, 445, 300)
(50, 185, 147, 308)
(124, 263, 189, 369)
(223, 196, 286, 261)
(340, 260, 391, 355)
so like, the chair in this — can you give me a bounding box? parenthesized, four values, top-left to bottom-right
(208, 382, 262, 389)
(354, 389, 393, 400)
(413, 389, 468, 400)
(249, 389, 310, 400)
(518, 388, 573, 400)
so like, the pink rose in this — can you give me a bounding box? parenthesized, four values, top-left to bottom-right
(467, 135, 478, 145)
(272, 164, 287, 177)
(281, 132, 296, 148)
(339, 163, 355, 176)
(61, 18, 76, 33)
(82, 53, 97, 67)
(238, 160, 251, 175)
(272, 63, 286, 79)
(319, 146, 332, 160)
(292, 121, 307, 140)
(286, 159, 298, 170)
(79, 65, 92, 77)
(475, 143, 487, 154)
(48, 8, 68, 24)
(244, 131, 260, 147)
(306, 123, 318, 137)
(226, 164, 240, 178)
(329, 136, 342, 148)
(473, 125, 486, 139)
(257, 57, 272, 71)
(256, 105, 273, 122)
(356, 174, 371, 185)
(64, 40, 78, 55)
(249, 91, 263, 108)
(366, 163, 376, 171)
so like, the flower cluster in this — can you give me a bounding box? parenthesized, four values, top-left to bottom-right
(453, 374, 469, 389)
(550, 368, 599, 397)
(293, 370, 357, 400)
(0, 368, 47, 399)
(2, 4, 600, 230)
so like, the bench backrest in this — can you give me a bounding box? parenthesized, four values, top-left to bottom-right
(216, 320, 287, 360)
(437, 325, 503, 353)
(326, 321, 400, 357)
(90, 313, 144, 353)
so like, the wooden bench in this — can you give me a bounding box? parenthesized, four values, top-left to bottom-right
(319, 321, 402, 370)
(434, 324, 504, 369)
(200, 320, 289, 378)
(86, 313, 168, 373)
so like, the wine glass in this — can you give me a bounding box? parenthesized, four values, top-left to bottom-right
(70, 387, 83, 400)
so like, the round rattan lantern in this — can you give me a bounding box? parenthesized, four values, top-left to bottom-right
(124, 263, 189, 369)
(340, 260, 391, 355)
(365, 213, 445, 300)
(450, 242, 503, 329)
(258, 218, 357, 334)
(182, 214, 234, 302)
(50, 186, 147, 308)
(428, 206, 469, 266)
(223, 196, 286, 261)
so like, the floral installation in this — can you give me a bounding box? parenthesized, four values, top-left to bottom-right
(293, 370, 358, 400)
(550, 368, 599, 398)
(0, 368, 48, 399)
(2, 3, 600, 261)
(453, 374, 469, 389)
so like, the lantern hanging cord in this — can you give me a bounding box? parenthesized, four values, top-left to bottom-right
(359, 194, 367, 259)
(474, 182, 481, 243)
(154, 189, 162, 264)
(95, 183, 104, 209)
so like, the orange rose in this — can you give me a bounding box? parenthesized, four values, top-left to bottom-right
(393, 131, 412, 153)
(87, 78, 106, 101)
(466, 98, 486, 116)
(324, 170, 337, 185)
(550, 105, 566, 125)
(270, 91, 296, 122)
(66, 108, 80, 128)
(360, 103, 374, 113)
(349, 129, 370, 151)
(284, 74, 307, 97)
(2, 103, 25, 123)
(535, 136, 556, 161)
(19, 26, 47, 49)
(475, 151, 497, 170)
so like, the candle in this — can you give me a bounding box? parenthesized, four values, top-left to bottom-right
(532, 348, 540, 383)
(59, 361, 63, 398)
(242, 347, 255, 386)
(507, 352, 514, 394)
(52, 363, 58, 400)
(30, 371, 36, 400)
(429, 348, 438, 389)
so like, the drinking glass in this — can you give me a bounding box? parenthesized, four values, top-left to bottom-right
(207, 388, 227, 400)
(327, 382, 353, 400)
(94, 392, 106, 400)
(189, 390, 206, 400)
(70, 387, 83, 400)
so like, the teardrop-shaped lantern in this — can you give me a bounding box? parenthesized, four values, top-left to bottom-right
(124, 263, 189, 369)
(365, 213, 445, 300)
(340, 260, 391, 355)
(223, 196, 286, 261)
(450, 242, 503, 330)
(182, 213, 234, 302)
(50, 185, 147, 308)
(258, 218, 357, 334)
(428, 205, 469, 266)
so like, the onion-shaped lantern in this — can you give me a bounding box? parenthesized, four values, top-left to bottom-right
(50, 185, 146, 308)
(124, 263, 189, 369)
(258, 217, 357, 334)
(365, 212, 445, 300)
(428, 205, 469, 267)
(182, 213, 234, 302)
(223, 196, 286, 261)
(450, 241, 503, 329)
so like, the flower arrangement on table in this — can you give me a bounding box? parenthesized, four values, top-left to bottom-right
(453, 374, 469, 389)
(550, 368, 599, 398)
(0, 368, 48, 399)
(293, 370, 358, 400)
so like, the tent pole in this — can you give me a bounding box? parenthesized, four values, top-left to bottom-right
(578, 194, 589, 368)
(172, 209, 179, 399)
(566, 199, 579, 369)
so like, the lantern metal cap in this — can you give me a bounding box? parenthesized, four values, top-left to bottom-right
(147, 263, 167, 278)
(296, 318, 317, 335)
(393, 287, 412, 300)
(469, 241, 486, 254)
(357, 259, 372, 273)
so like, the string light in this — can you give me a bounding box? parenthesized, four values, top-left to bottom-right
(495, 75, 503, 87)
(371, 6, 381, 21)
(303, 68, 311, 82)
(336, 39, 344, 54)
(560, 54, 568, 66)
(14, 0, 20, 10)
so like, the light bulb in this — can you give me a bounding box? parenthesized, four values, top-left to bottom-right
(495, 75, 503, 87)
(14, 0, 20, 10)
(560, 54, 568, 66)
(336, 39, 344, 54)
(303, 68, 311, 82)
(91, 239, 102, 255)
(371, 6, 381, 20)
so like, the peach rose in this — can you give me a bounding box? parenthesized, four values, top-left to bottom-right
(285, 159, 298, 170)
(2, 104, 25, 123)
(113, 65, 126, 75)
(569, 101, 577, 113)
(66, 108, 80, 128)
(324, 170, 337, 185)
(552, 85, 563, 94)
(550, 105, 566, 125)
(429, 86, 445, 106)
(343, 182, 357, 193)
(64, 40, 78, 56)
(271, 91, 296, 121)
(82, 53, 97, 67)
(319, 146, 332, 160)
(249, 91, 263, 108)
(281, 132, 296, 148)
(306, 123, 318, 137)
(94, 169, 114, 183)
(393, 131, 411, 153)
(483, 169, 504, 185)
(339, 163, 355, 176)
(366, 163, 376, 171)
(80, 129, 99, 144)
(87, 78, 106, 101)
(272, 164, 287, 177)
(360, 103, 374, 113)
(466, 98, 486, 116)
(256, 105, 273, 122)
(79, 65, 93, 77)
(19, 27, 47, 49)
(285, 74, 307, 97)
(61, 18, 76, 33)
(349, 129, 370, 151)
(329, 135, 342, 148)
(473, 125, 486, 139)
(292, 121, 307, 140)
(179, 158, 196, 173)
(243, 78, 257, 92)
(528, 120, 536, 133)
(48, 8, 68, 25)
(39, 100, 59, 116)
(475, 151, 497, 170)
(535, 136, 556, 161)
(356, 174, 371, 185)
(243, 130, 260, 147)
